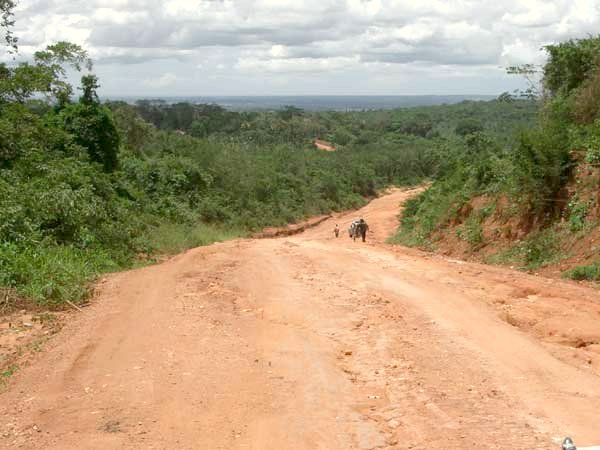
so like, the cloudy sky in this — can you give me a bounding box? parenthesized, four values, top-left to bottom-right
(5, 0, 600, 96)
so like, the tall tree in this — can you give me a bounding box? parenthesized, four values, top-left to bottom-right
(55, 75, 120, 171)
(0, 42, 91, 105)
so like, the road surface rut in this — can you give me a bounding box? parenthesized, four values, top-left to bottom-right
(2, 187, 600, 449)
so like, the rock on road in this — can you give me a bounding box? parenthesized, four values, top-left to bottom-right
(2, 187, 600, 449)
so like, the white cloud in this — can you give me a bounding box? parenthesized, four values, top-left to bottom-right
(93, 8, 149, 25)
(4, 0, 600, 95)
(500, 38, 545, 66)
(269, 45, 290, 58)
(502, 1, 564, 27)
(142, 72, 179, 88)
(235, 55, 361, 73)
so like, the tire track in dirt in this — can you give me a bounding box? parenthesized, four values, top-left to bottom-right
(283, 240, 551, 449)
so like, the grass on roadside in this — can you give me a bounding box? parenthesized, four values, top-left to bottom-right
(0, 364, 19, 389)
(0, 222, 244, 310)
(562, 263, 600, 282)
(486, 227, 564, 271)
(0, 243, 118, 309)
(146, 222, 244, 255)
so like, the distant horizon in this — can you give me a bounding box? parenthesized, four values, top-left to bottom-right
(101, 93, 500, 112)
(106, 94, 499, 98)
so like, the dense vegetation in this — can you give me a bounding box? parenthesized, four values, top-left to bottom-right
(395, 36, 600, 275)
(0, 4, 538, 309)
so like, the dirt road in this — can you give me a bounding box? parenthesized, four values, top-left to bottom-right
(2, 188, 600, 449)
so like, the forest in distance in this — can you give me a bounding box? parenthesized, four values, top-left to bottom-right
(105, 95, 498, 112)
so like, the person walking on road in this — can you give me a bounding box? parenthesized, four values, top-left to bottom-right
(356, 218, 368, 242)
(334, 224, 340, 238)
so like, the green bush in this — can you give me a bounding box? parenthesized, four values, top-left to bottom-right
(574, 67, 600, 124)
(457, 214, 484, 247)
(563, 263, 600, 281)
(485, 228, 562, 270)
(521, 228, 561, 269)
(566, 197, 590, 232)
(543, 36, 600, 95)
(570, 120, 600, 165)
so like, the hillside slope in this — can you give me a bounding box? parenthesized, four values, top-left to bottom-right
(395, 36, 600, 283)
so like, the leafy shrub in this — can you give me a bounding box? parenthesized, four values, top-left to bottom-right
(509, 115, 571, 217)
(486, 228, 562, 270)
(570, 120, 600, 165)
(485, 245, 523, 267)
(566, 197, 590, 232)
(53, 101, 120, 172)
(521, 228, 560, 269)
(543, 36, 600, 95)
(563, 263, 600, 281)
(457, 214, 484, 247)
(574, 67, 600, 124)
